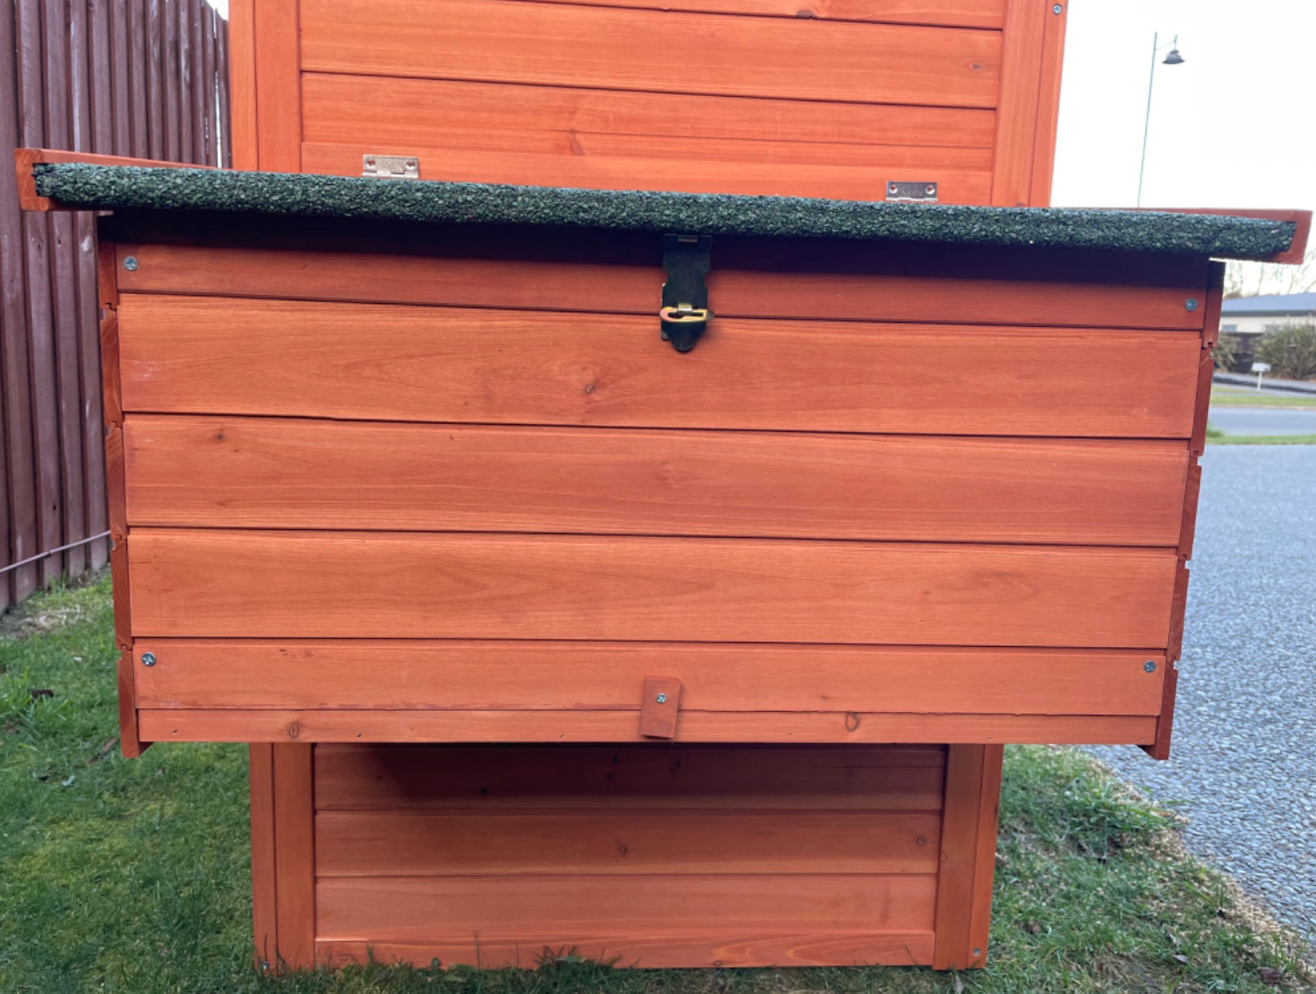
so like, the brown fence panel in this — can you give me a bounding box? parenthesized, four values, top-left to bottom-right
(0, 0, 229, 608)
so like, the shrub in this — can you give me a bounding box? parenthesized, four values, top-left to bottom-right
(1256, 323, 1316, 380)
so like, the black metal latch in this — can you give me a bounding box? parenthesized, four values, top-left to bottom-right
(660, 234, 712, 353)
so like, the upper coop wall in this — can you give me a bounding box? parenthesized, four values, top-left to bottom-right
(228, 0, 1068, 206)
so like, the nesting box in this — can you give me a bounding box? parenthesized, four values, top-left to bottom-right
(18, 154, 1307, 970)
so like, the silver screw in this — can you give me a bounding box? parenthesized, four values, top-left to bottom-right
(1052, 3, 1063, 12)
(260, 961, 270, 972)
(1144, 660, 1157, 673)
(1184, 297, 1199, 311)
(123, 256, 139, 271)
(141, 652, 156, 667)
(973, 948, 982, 957)
(656, 693, 668, 704)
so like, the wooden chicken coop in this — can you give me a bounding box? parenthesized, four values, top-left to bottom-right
(12, 0, 1312, 977)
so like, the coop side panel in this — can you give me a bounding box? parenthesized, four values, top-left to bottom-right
(226, 0, 1069, 203)
(108, 225, 1206, 747)
(310, 744, 945, 968)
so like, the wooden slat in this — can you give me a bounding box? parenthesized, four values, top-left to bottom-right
(316, 810, 941, 876)
(139, 708, 1158, 745)
(316, 873, 938, 941)
(226, 0, 255, 169)
(271, 743, 315, 971)
(145, 0, 164, 159)
(110, 236, 1211, 333)
(248, 743, 278, 973)
(512, 0, 1006, 28)
(161, 0, 180, 160)
(251, 0, 299, 170)
(932, 744, 986, 969)
(123, 417, 1190, 545)
(316, 932, 935, 969)
(1027, 0, 1067, 206)
(301, 142, 994, 205)
(989, 0, 1047, 206)
(127, 529, 1178, 646)
(314, 743, 945, 810)
(966, 744, 1005, 967)
(115, 299, 1203, 438)
(302, 72, 997, 151)
(300, 0, 1001, 109)
(133, 641, 1168, 717)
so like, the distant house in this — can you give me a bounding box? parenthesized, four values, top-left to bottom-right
(1219, 292, 1316, 371)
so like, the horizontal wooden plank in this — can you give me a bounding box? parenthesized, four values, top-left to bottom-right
(315, 873, 939, 941)
(116, 298, 1202, 437)
(317, 931, 936, 969)
(127, 530, 1178, 645)
(123, 417, 1190, 544)
(302, 73, 998, 151)
(138, 708, 1158, 745)
(300, 0, 1001, 108)
(315, 810, 941, 876)
(314, 743, 945, 810)
(301, 142, 994, 204)
(133, 641, 1168, 716)
(111, 238, 1210, 332)
(507, 0, 1005, 29)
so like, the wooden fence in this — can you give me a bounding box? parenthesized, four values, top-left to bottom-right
(0, 0, 229, 608)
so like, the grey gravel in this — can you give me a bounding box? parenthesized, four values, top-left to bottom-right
(1090, 445, 1316, 944)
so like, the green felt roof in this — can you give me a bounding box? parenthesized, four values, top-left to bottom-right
(34, 162, 1297, 259)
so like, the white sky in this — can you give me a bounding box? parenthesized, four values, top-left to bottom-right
(1053, 0, 1316, 215)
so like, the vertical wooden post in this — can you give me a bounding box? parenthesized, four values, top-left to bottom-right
(249, 743, 279, 973)
(249, 742, 316, 973)
(932, 744, 1004, 969)
(991, 0, 1068, 207)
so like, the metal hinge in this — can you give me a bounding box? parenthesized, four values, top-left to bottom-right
(886, 181, 938, 203)
(362, 154, 420, 180)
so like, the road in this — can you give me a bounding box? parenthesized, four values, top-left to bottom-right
(1208, 406, 1316, 436)
(1089, 445, 1316, 942)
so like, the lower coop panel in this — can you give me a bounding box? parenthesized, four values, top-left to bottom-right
(254, 743, 1002, 971)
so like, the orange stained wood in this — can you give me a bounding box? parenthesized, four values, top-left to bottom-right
(137, 709, 1157, 746)
(248, 744, 278, 972)
(301, 74, 998, 152)
(932, 744, 1003, 968)
(315, 873, 937, 942)
(314, 933, 934, 970)
(114, 299, 1203, 438)
(110, 241, 1211, 332)
(132, 642, 1168, 717)
(313, 743, 948, 810)
(271, 744, 315, 971)
(122, 417, 1191, 545)
(299, 0, 1001, 108)
(315, 810, 941, 876)
(125, 529, 1179, 646)
(506, 0, 1008, 28)
(300, 143, 995, 204)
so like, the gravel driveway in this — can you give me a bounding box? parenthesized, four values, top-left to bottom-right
(1089, 445, 1316, 943)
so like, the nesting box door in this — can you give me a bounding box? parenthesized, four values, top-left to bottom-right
(228, 0, 1067, 206)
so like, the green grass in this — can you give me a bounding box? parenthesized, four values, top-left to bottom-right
(1210, 388, 1316, 409)
(1205, 424, 1316, 445)
(2, 576, 1311, 994)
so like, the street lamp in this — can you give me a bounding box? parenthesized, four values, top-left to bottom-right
(1137, 32, 1186, 207)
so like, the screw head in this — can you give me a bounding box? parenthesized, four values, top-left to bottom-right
(1052, 3, 1063, 12)
(122, 256, 139, 271)
(656, 693, 668, 704)
(1184, 297, 1200, 311)
(141, 652, 156, 667)
(1144, 660, 1157, 673)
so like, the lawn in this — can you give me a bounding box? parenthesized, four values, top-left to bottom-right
(1209, 388, 1316, 409)
(1, 575, 1311, 994)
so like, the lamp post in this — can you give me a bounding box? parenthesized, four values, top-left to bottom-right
(1137, 32, 1185, 207)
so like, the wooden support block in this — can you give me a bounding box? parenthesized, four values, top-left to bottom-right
(638, 676, 682, 738)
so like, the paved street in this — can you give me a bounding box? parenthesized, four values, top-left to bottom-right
(1090, 445, 1316, 942)
(1209, 406, 1316, 436)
